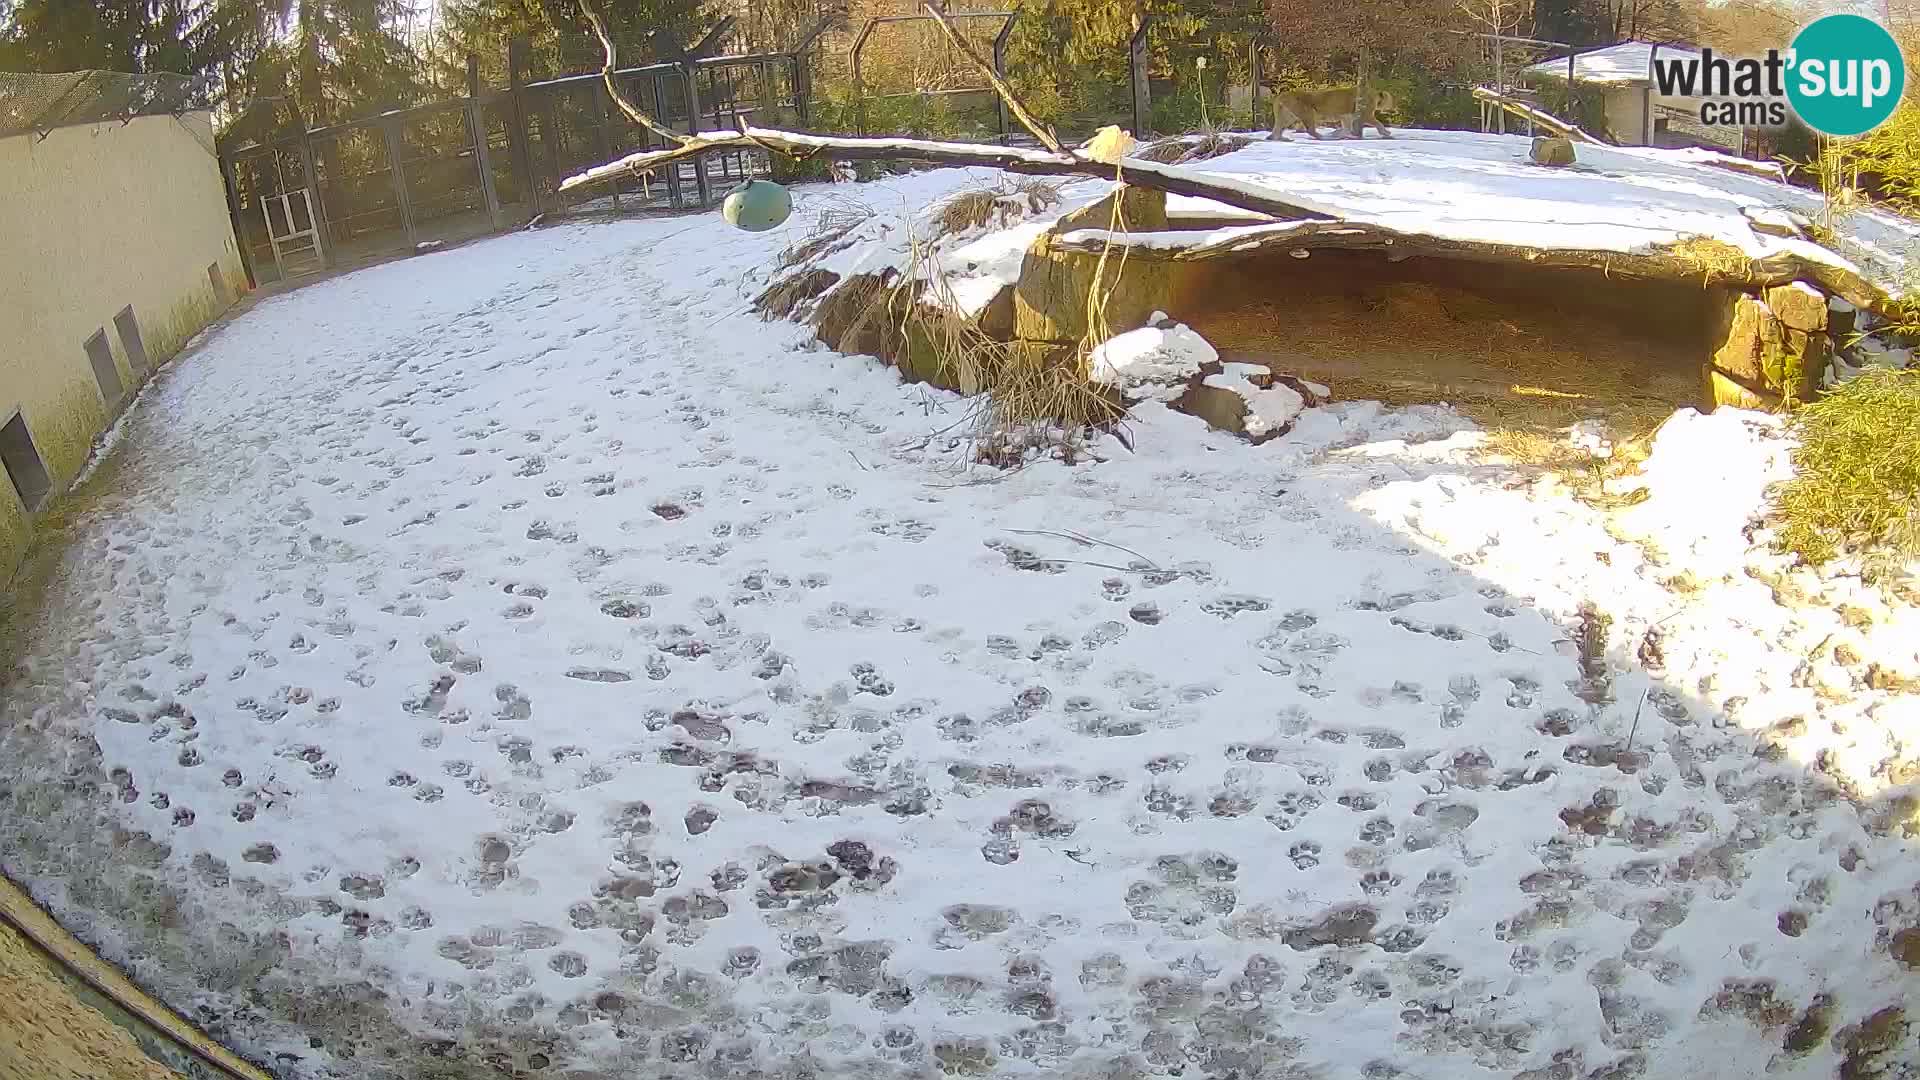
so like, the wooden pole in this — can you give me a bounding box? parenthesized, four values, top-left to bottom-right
(992, 12, 1018, 142)
(381, 116, 418, 249)
(218, 151, 259, 289)
(296, 124, 332, 268)
(1129, 14, 1151, 137)
(467, 53, 503, 225)
(508, 36, 537, 212)
(851, 18, 875, 136)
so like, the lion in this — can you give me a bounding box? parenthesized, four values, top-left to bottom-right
(1268, 85, 1397, 141)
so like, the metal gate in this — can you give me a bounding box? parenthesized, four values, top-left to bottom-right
(263, 189, 324, 280)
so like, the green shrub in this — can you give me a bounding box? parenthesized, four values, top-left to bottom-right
(1771, 367, 1920, 573)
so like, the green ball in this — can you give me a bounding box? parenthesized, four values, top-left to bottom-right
(722, 180, 792, 232)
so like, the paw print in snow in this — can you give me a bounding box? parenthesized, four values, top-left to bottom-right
(1505, 675, 1538, 708)
(981, 836, 1019, 865)
(1143, 786, 1196, 821)
(1201, 594, 1271, 619)
(1360, 870, 1398, 897)
(1266, 791, 1322, 831)
(1359, 817, 1395, 845)
(850, 663, 894, 697)
(1338, 791, 1380, 813)
(1289, 841, 1321, 870)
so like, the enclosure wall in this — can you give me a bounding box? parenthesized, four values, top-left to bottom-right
(0, 110, 242, 585)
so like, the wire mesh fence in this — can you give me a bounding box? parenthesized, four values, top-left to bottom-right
(0, 70, 210, 139)
(212, 16, 1783, 291)
(219, 36, 809, 286)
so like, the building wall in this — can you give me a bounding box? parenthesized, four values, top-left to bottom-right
(0, 110, 242, 586)
(1603, 86, 1652, 144)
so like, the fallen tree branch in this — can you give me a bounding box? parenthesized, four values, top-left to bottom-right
(559, 127, 1342, 220)
(919, 1, 1065, 155)
(580, 0, 690, 147)
(1049, 219, 1894, 314)
(558, 7, 1888, 315)
(1471, 86, 1607, 145)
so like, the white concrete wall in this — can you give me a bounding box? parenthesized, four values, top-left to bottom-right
(0, 110, 242, 584)
(1603, 86, 1652, 144)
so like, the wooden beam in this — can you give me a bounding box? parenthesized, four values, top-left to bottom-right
(1047, 220, 1892, 314)
(559, 126, 1342, 222)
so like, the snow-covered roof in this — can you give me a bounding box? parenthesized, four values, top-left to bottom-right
(1149, 130, 1913, 296)
(1523, 41, 1697, 86)
(790, 129, 1918, 321)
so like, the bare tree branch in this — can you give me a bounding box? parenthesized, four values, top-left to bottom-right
(579, 0, 690, 147)
(559, 126, 1351, 221)
(918, 1, 1067, 155)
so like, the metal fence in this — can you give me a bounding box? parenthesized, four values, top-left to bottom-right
(0, 70, 208, 140)
(841, 11, 1251, 145)
(219, 24, 823, 286)
(218, 19, 1779, 290)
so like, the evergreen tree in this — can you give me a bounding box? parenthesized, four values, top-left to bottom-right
(0, 0, 262, 80)
(220, 0, 423, 142)
(432, 0, 722, 90)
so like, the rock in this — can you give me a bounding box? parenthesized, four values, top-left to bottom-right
(1055, 185, 1168, 234)
(1530, 137, 1576, 167)
(1219, 360, 1273, 388)
(1171, 361, 1305, 442)
(1274, 374, 1330, 406)
(813, 272, 900, 362)
(754, 268, 839, 320)
(1016, 188, 1174, 343)
(1707, 292, 1821, 407)
(1709, 369, 1779, 411)
(1176, 379, 1254, 435)
(1088, 322, 1219, 400)
(978, 285, 1015, 341)
(1709, 294, 1782, 388)
(1765, 282, 1828, 333)
(1774, 326, 1828, 403)
(1013, 234, 1175, 343)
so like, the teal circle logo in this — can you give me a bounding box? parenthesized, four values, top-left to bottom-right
(1787, 14, 1906, 136)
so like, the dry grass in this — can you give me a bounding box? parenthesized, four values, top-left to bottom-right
(1667, 236, 1758, 285)
(811, 272, 900, 362)
(1770, 367, 1920, 576)
(753, 268, 841, 321)
(893, 208, 1123, 460)
(1134, 128, 1257, 165)
(931, 177, 1066, 239)
(776, 193, 872, 271)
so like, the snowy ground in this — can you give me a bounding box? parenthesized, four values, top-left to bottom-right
(3, 164, 1919, 1080)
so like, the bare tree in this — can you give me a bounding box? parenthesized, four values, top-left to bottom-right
(1267, 0, 1474, 116)
(1458, 0, 1533, 132)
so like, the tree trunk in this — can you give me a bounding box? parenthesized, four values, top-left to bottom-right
(1351, 46, 1373, 137)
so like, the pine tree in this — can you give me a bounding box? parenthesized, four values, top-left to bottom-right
(0, 0, 263, 79)
(431, 0, 722, 91)
(218, 0, 423, 142)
